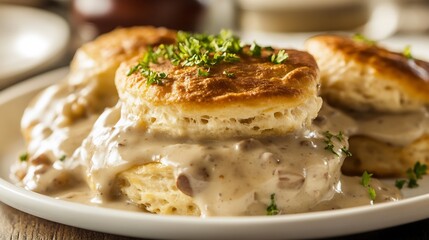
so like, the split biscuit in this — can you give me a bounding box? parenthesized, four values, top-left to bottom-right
(115, 44, 324, 215)
(116, 48, 321, 138)
(306, 34, 429, 177)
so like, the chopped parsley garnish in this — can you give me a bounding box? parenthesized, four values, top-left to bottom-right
(19, 152, 28, 162)
(126, 47, 168, 85)
(324, 141, 338, 156)
(323, 131, 351, 157)
(413, 161, 427, 179)
(361, 171, 372, 187)
(361, 171, 376, 201)
(403, 45, 413, 59)
(198, 68, 210, 77)
(368, 187, 377, 201)
(128, 30, 287, 85)
(223, 70, 235, 78)
(395, 161, 427, 189)
(59, 155, 66, 161)
(264, 46, 275, 52)
(340, 146, 353, 157)
(335, 131, 345, 142)
(323, 131, 339, 156)
(352, 33, 376, 45)
(271, 50, 289, 64)
(395, 179, 406, 189)
(249, 41, 262, 57)
(266, 193, 279, 215)
(145, 69, 167, 85)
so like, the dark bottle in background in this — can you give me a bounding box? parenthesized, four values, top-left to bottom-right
(71, 0, 204, 43)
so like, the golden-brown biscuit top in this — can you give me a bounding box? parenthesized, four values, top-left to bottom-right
(308, 35, 429, 104)
(116, 48, 319, 109)
(71, 26, 176, 72)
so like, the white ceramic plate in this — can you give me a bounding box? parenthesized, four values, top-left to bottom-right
(0, 4, 69, 87)
(0, 40, 429, 239)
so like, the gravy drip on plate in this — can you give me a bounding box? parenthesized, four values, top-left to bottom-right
(14, 79, 117, 193)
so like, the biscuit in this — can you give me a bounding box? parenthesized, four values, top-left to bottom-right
(305, 34, 429, 112)
(118, 163, 200, 216)
(69, 26, 176, 88)
(116, 49, 321, 138)
(342, 135, 429, 177)
(112, 43, 332, 215)
(306, 34, 429, 177)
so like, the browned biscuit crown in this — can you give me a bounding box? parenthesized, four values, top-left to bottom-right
(306, 34, 429, 112)
(118, 49, 318, 107)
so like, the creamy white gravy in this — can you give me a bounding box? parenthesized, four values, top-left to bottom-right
(318, 104, 429, 146)
(13, 82, 403, 216)
(50, 184, 142, 212)
(21, 81, 109, 158)
(79, 104, 347, 216)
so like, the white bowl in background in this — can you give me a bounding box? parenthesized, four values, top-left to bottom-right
(0, 4, 69, 88)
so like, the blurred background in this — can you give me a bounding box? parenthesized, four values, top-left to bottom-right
(0, 0, 429, 87)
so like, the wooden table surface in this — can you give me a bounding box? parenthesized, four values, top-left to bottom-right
(1, 201, 428, 240)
